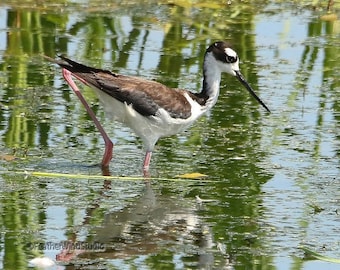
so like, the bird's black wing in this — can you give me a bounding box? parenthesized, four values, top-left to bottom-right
(45, 55, 193, 119)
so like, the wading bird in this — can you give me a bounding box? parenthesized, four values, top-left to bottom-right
(45, 41, 270, 175)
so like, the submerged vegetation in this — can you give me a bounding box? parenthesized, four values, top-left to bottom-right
(0, 0, 339, 269)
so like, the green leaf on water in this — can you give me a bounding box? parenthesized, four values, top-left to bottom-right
(0, 170, 214, 182)
(300, 246, 340, 263)
(176, 172, 208, 179)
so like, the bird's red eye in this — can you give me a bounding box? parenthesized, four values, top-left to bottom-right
(226, 55, 237, 63)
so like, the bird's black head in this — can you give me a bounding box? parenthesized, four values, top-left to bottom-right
(207, 41, 238, 64)
(205, 41, 271, 113)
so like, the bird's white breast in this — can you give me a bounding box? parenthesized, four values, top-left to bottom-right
(93, 89, 207, 151)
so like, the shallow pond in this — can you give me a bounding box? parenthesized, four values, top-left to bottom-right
(0, 1, 339, 269)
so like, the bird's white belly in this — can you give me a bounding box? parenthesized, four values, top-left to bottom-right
(94, 90, 204, 151)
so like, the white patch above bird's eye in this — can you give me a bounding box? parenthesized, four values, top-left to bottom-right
(224, 48, 237, 57)
(224, 48, 238, 63)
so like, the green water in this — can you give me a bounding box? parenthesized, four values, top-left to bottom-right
(0, 1, 339, 269)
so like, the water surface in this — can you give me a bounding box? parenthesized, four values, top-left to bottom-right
(0, 1, 339, 269)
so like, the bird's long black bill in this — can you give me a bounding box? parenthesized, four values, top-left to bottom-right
(235, 70, 271, 113)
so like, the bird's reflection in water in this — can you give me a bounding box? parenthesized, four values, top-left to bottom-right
(56, 181, 232, 269)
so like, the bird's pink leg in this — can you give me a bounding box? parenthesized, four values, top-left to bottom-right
(62, 69, 113, 168)
(143, 151, 152, 177)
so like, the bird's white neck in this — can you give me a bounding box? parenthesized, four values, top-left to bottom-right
(200, 52, 222, 109)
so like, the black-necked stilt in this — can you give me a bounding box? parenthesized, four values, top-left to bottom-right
(45, 41, 270, 174)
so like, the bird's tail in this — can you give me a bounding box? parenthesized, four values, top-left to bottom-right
(43, 55, 114, 76)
